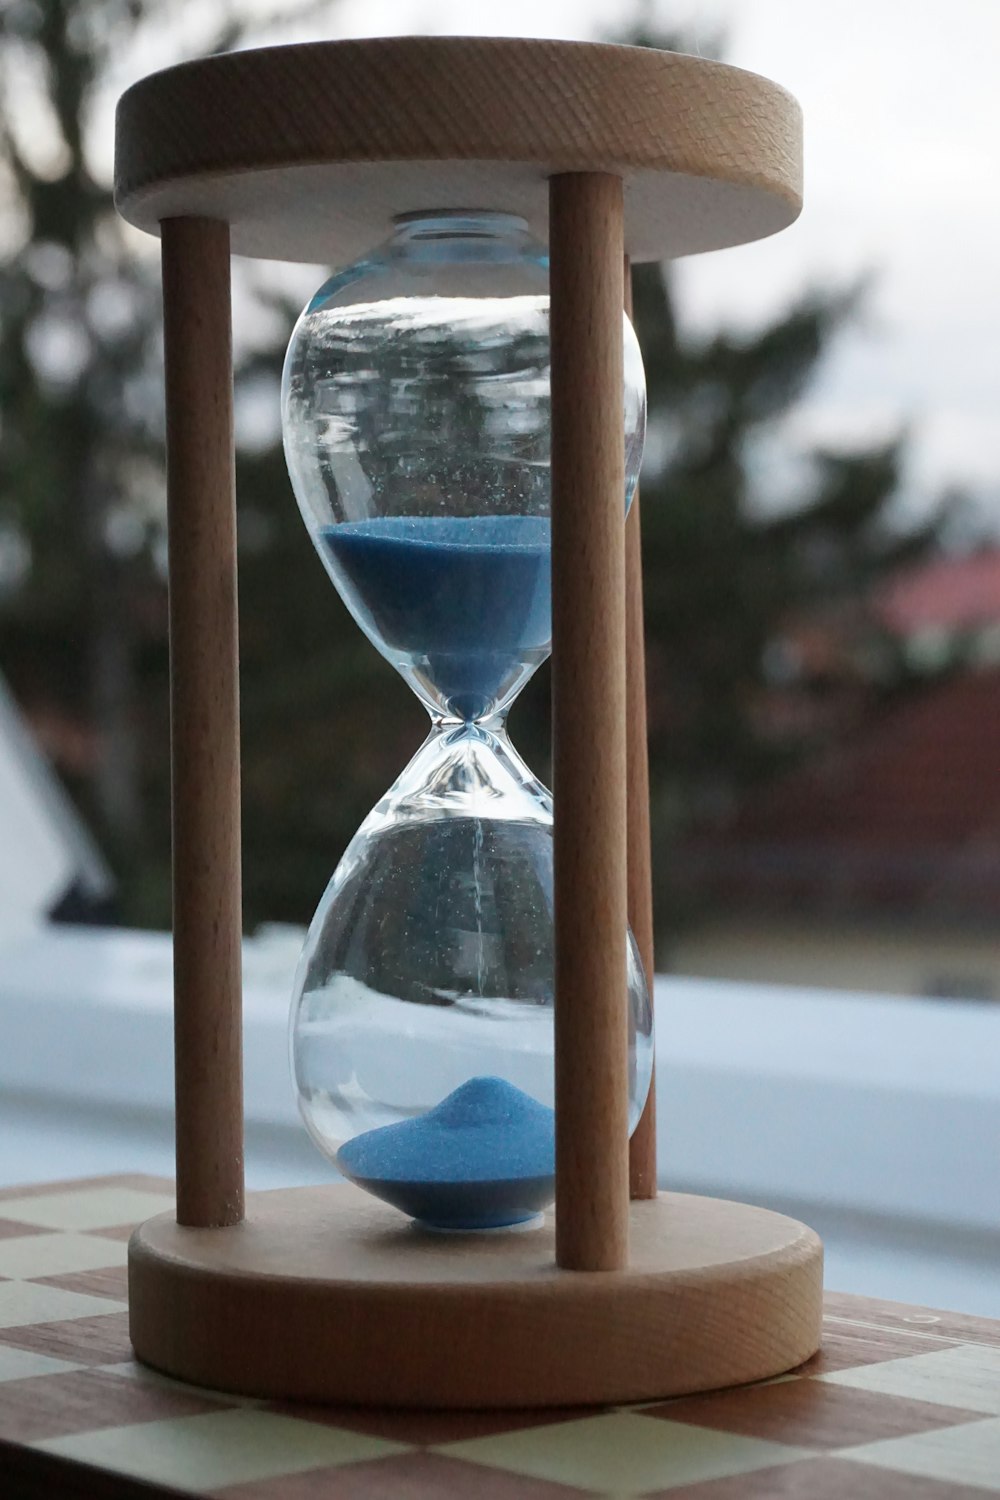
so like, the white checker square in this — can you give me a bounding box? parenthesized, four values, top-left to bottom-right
(0, 1188, 173, 1232)
(822, 1343, 1000, 1414)
(0, 1232, 128, 1280)
(439, 1411, 811, 1492)
(0, 1345, 83, 1382)
(0, 1280, 126, 1329)
(35, 1408, 408, 1492)
(839, 1415, 1000, 1491)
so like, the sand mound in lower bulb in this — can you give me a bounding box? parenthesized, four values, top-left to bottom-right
(336, 1076, 555, 1230)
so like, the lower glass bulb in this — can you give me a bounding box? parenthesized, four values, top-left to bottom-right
(290, 724, 654, 1231)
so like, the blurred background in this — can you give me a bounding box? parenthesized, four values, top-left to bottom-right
(4, 0, 1000, 993)
(1, 1, 998, 1309)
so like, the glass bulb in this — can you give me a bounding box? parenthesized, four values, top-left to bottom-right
(283, 211, 645, 723)
(283, 211, 652, 1231)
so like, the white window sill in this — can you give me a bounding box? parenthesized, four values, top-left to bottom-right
(1, 924, 997, 1316)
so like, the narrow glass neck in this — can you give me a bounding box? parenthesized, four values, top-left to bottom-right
(361, 716, 551, 839)
(430, 707, 509, 736)
(400, 639, 548, 730)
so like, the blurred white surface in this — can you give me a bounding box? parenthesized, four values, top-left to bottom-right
(0, 677, 112, 940)
(0, 923, 997, 1315)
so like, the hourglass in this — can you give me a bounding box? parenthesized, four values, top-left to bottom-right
(118, 36, 821, 1407)
(283, 210, 652, 1230)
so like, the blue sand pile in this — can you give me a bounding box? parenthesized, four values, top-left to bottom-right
(323, 515, 551, 719)
(336, 1076, 555, 1230)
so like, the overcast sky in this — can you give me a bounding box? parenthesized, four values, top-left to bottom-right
(259, 0, 997, 529)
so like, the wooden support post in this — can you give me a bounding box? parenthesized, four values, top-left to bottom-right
(624, 260, 658, 1201)
(550, 173, 629, 1272)
(162, 217, 244, 1229)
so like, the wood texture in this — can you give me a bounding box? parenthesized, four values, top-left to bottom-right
(162, 218, 244, 1230)
(549, 175, 629, 1273)
(128, 1184, 823, 1408)
(624, 261, 658, 1202)
(114, 38, 802, 266)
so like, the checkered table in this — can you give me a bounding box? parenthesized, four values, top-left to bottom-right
(0, 1176, 998, 1498)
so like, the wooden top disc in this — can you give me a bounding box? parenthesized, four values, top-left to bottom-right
(114, 37, 802, 265)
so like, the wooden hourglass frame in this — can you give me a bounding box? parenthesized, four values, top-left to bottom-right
(115, 37, 821, 1407)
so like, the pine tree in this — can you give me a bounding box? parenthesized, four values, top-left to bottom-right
(0, 0, 167, 891)
(630, 263, 941, 940)
(0, 9, 945, 937)
(0, 0, 351, 926)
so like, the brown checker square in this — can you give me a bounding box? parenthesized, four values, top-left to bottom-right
(801, 1325, 962, 1374)
(214, 1450, 596, 1499)
(33, 1266, 130, 1301)
(649, 1454, 997, 1498)
(0, 1366, 223, 1443)
(0, 1310, 132, 1364)
(269, 1401, 591, 1445)
(650, 1377, 984, 1449)
(0, 1219, 57, 1241)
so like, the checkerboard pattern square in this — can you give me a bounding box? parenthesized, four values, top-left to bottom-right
(0, 1175, 997, 1498)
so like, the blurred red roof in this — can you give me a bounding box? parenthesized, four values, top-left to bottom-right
(878, 550, 1000, 636)
(688, 666, 1000, 921)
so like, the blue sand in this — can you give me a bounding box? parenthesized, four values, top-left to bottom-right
(323, 515, 551, 719)
(336, 1076, 555, 1230)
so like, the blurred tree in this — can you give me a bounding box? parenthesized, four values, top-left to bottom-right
(624, 265, 945, 940)
(0, 6, 947, 941)
(0, 0, 375, 928)
(594, 18, 950, 942)
(0, 0, 165, 873)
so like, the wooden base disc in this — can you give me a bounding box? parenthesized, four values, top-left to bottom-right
(129, 1186, 822, 1407)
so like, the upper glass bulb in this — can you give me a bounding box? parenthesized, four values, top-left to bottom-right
(282, 210, 646, 723)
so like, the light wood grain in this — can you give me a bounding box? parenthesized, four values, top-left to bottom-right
(625, 260, 658, 1202)
(162, 219, 244, 1230)
(550, 174, 629, 1273)
(128, 1184, 823, 1407)
(114, 38, 801, 265)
